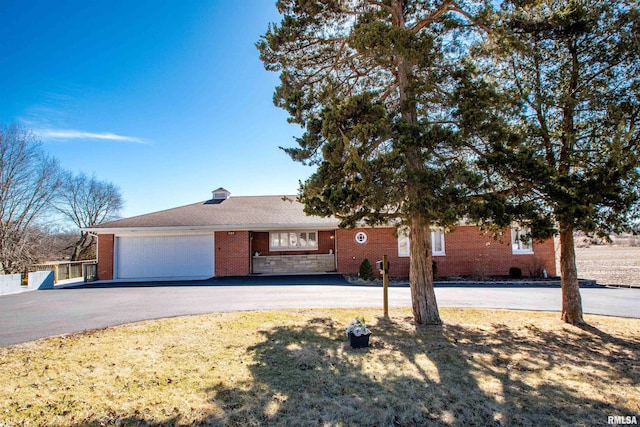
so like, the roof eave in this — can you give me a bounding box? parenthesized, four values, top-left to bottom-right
(83, 223, 340, 234)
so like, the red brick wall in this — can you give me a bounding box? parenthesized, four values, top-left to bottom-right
(99, 226, 556, 280)
(251, 231, 335, 256)
(215, 231, 250, 276)
(97, 234, 114, 280)
(336, 228, 409, 278)
(433, 226, 556, 278)
(336, 226, 556, 279)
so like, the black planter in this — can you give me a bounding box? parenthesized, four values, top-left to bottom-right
(348, 332, 371, 349)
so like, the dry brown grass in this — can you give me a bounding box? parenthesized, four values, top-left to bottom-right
(0, 308, 638, 426)
(575, 245, 640, 287)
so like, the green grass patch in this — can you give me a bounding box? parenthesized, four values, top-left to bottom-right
(0, 308, 638, 426)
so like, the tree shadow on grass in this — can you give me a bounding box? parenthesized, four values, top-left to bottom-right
(200, 316, 636, 426)
(72, 315, 638, 426)
(464, 321, 639, 425)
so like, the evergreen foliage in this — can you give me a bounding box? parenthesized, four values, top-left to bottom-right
(467, 0, 640, 324)
(258, 0, 490, 325)
(257, 0, 639, 326)
(358, 258, 376, 281)
(509, 267, 522, 279)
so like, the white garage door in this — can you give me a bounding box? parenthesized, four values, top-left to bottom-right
(116, 235, 215, 280)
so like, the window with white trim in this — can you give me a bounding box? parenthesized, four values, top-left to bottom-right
(397, 228, 445, 257)
(511, 226, 533, 254)
(270, 231, 318, 251)
(354, 231, 368, 244)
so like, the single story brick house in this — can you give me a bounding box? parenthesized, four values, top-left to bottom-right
(85, 188, 556, 281)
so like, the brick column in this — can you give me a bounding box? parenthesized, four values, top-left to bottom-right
(97, 234, 115, 280)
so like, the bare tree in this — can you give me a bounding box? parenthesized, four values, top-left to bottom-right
(35, 229, 79, 261)
(56, 173, 123, 260)
(0, 124, 63, 274)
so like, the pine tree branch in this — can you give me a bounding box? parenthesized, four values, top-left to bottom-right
(366, 0, 392, 14)
(411, 0, 456, 33)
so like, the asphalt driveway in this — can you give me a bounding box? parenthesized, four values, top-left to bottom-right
(0, 275, 638, 347)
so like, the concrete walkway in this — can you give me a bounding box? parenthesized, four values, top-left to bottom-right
(1, 275, 638, 348)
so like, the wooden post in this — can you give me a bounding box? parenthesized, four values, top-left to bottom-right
(383, 254, 389, 319)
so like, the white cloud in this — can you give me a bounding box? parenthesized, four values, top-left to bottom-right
(34, 128, 146, 144)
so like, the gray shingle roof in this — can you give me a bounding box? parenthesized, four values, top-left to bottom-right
(88, 195, 339, 231)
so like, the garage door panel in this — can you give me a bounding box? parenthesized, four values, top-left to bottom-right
(116, 235, 214, 279)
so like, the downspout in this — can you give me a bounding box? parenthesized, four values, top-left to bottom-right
(249, 232, 254, 275)
(333, 230, 338, 273)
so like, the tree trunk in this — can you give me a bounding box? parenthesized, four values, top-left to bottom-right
(409, 215, 442, 325)
(70, 231, 89, 261)
(390, 0, 441, 325)
(557, 39, 584, 326)
(78, 234, 96, 260)
(559, 223, 585, 325)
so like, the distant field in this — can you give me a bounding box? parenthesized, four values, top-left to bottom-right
(575, 245, 640, 287)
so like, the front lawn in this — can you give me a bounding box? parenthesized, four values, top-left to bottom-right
(0, 308, 638, 426)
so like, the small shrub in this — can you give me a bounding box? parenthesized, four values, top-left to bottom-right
(472, 256, 489, 280)
(509, 267, 523, 279)
(432, 260, 438, 278)
(358, 259, 376, 281)
(527, 257, 547, 278)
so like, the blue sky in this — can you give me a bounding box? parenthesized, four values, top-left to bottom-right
(0, 0, 311, 218)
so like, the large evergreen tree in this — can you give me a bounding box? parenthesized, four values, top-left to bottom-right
(258, 0, 488, 324)
(476, 0, 640, 325)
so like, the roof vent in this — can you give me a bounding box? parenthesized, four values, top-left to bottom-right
(212, 187, 230, 200)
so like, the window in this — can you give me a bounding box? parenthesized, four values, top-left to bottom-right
(398, 228, 410, 256)
(397, 228, 445, 257)
(270, 231, 318, 251)
(511, 226, 533, 254)
(432, 229, 445, 254)
(212, 188, 230, 200)
(354, 231, 368, 245)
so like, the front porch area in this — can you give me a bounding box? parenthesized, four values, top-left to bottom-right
(252, 254, 336, 274)
(249, 230, 336, 274)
